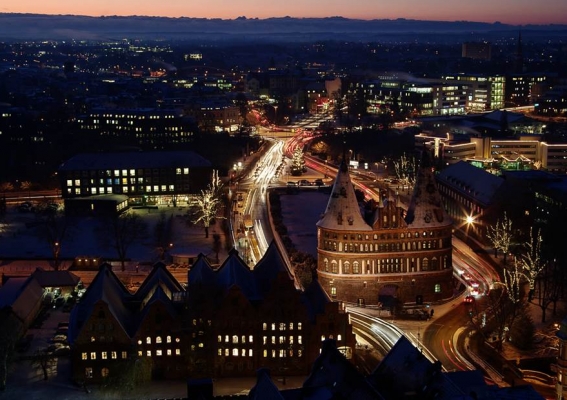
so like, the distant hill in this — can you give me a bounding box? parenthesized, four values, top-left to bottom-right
(1, 13, 566, 42)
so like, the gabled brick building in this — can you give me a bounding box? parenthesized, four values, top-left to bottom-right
(68, 242, 354, 383)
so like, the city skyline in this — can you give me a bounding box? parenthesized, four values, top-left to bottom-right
(1, 0, 567, 25)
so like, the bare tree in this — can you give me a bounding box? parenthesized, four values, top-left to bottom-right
(153, 212, 173, 261)
(105, 211, 148, 271)
(503, 261, 524, 305)
(30, 348, 56, 381)
(37, 210, 69, 270)
(19, 180, 32, 200)
(188, 170, 224, 238)
(0, 309, 23, 391)
(487, 212, 514, 263)
(534, 261, 562, 324)
(517, 227, 546, 301)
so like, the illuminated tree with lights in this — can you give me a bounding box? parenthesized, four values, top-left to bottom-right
(290, 147, 306, 176)
(487, 212, 514, 263)
(518, 227, 546, 302)
(188, 170, 224, 238)
(393, 153, 417, 188)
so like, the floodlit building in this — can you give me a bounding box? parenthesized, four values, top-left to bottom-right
(316, 155, 453, 307)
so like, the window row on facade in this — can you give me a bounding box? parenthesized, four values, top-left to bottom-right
(323, 230, 449, 241)
(321, 239, 445, 253)
(322, 256, 449, 274)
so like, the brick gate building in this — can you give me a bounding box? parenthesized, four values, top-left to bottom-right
(316, 155, 454, 307)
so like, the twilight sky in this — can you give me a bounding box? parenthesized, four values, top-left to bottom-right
(1, 0, 566, 25)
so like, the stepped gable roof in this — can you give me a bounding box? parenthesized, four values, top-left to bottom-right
(187, 253, 217, 285)
(135, 261, 184, 301)
(253, 241, 293, 295)
(317, 159, 372, 232)
(135, 285, 178, 330)
(405, 153, 452, 229)
(437, 161, 504, 207)
(30, 268, 81, 288)
(368, 336, 461, 399)
(215, 249, 258, 300)
(300, 277, 331, 323)
(303, 339, 383, 399)
(248, 369, 286, 400)
(68, 263, 133, 344)
(58, 150, 211, 171)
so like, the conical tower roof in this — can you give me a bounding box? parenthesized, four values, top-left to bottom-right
(316, 160, 371, 231)
(405, 153, 452, 229)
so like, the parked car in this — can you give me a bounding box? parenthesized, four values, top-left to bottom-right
(299, 179, 311, 186)
(314, 179, 324, 186)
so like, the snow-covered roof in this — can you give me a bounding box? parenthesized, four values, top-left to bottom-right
(316, 161, 372, 231)
(436, 161, 504, 207)
(58, 150, 211, 171)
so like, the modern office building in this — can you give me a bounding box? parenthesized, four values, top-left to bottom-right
(57, 150, 213, 205)
(316, 155, 454, 306)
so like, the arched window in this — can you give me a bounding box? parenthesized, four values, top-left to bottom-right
(343, 262, 350, 274)
(422, 258, 429, 271)
(331, 261, 338, 273)
(324, 259, 329, 272)
(353, 261, 360, 274)
(156, 336, 162, 344)
(146, 337, 151, 344)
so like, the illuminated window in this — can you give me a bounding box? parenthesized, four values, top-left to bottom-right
(167, 349, 172, 356)
(66, 180, 73, 187)
(225, 335, 229, 343)
(263, 323, 267, 331)
(85, 368, 93, 379)
(337, 334, 342, 341)
(111, 351, 117, 359)
(279, 323, 286, 331)
(146, 337, 151, 344)
(271, 336, 276, 344)
(146, 350, 151, 357)
(271, 323, 276, 331)
(232, 335, 238, 344)
(167, 336, 172, 343)
(225, 349, 229, 356)
(90, 352, 96, 360)
(217, 335, 222, 343)
(249, 349, 253, 357)
(272, 350, 276, 358)
(156, 350, 162, 356)
(183, 168, 189, 175)
(138, 350, 143, 357)
(81, 352, 87, 360)
(298, 323, 302, 331)
(321, 335, 325, 341)
(279, 336, 285, 344)
(241, 335, 246, 343)
(175, 337, 180, 343)
(102, 352, 107, 360)
(435, 283, 441, 293)
(263, 350, 268, 358)
(121, 351, 127, 359)
(298, 336, 302, 344)
(175, 349, 180, 356)
(249, 335, 253, 343)
(218, 349, 222, 356)
(156, 336, 162, 344)
(289, 336, 294, 344)
(102, 368, 109, 378)
(279, 349, 285, 358)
